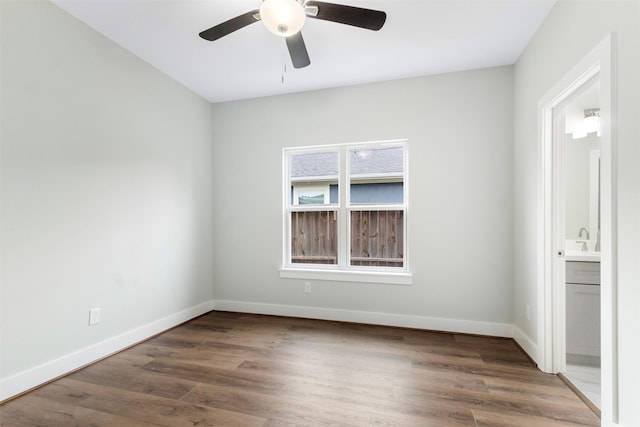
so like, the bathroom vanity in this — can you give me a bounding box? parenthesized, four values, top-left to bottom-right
(566, 258, 600, 361)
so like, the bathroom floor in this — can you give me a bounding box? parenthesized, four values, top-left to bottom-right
(565, 363, 601, 409)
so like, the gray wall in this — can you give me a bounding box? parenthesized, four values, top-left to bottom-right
(0, 0, 215, 381)
(211, 66, 514, 325)
(513, 1, 640, 424)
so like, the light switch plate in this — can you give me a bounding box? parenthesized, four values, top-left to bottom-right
(89, 308, 101, 325)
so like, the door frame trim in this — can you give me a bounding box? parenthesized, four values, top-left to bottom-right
(537, 34, 616, 422)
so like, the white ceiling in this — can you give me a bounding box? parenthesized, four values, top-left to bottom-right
(51, 0, 556, 104)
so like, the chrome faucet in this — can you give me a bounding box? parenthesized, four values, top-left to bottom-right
(578, 227, 590, 252)
(578, 227, 590, 240)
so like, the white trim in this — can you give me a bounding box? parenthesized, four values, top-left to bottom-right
(350, 172, 403, 181)
(291, 175, 338, 182)
(280, 267, 412, 285)
(537, 33, 616, 423)
(213, 300, 513, 338)
(513, 326, 539, 364)
(588, 149, 600, 240)
(283, 138, 408, 153)
(0, 300, 214, 403)
(338, 142, 348, 266)
(552, 100, 568, 374)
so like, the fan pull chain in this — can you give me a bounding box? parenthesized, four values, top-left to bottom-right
(281, 47, 288, 84)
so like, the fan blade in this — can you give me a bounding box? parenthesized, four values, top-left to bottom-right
(199, 10, 260, 41)
(305, 1, 386, 31)
(286, 32, 311, 69)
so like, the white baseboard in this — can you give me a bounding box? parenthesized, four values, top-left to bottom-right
(1, 299, 532, 403)
(513, 325, 539, 365)
(0, 300, 214, 402)
(213, 300, 514, 338)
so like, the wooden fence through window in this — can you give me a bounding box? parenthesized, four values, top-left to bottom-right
(290, 210, 403, 267)
(291, 211, 337, 264)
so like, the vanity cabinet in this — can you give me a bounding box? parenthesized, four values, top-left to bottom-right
(566, 261, 600, 358)
(566, 261, 600, 285)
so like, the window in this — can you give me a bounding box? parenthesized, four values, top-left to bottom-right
(281, 140, 410, 284)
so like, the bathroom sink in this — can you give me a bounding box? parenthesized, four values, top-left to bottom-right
(565, 239, 600, 261)
(565, 250, 601, 262)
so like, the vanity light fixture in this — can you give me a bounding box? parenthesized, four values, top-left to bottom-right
(583, 108, 600, 133)
(572, 108, 600, 139)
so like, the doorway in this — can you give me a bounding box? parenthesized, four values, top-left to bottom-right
(538, 34, 616, 423)
(557, 77, 601, 411)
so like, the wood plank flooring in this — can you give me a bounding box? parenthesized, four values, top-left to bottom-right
(0, 311, 600, 426)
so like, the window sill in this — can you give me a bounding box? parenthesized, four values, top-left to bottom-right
(279, 267, 413, 285)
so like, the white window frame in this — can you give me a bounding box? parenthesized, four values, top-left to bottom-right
(280, 139, 411, 285)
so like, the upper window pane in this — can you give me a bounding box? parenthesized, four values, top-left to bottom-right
(291, 151, 338, 178)
(350, 147, 404, 176)
(349, 146, 404, 205)
(290, 151, 339, 206)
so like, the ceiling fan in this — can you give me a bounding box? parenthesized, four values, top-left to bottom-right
(199, 0, 387, 69)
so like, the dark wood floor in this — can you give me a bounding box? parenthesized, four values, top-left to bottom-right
(1, 311, 600, 426)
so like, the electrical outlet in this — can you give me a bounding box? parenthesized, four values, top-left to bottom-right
(89, 308, 101, 326)
(304, 281, 311, 294)
(526, 304, 531, 321)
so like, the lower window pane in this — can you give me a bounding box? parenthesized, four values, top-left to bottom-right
(291, 211, 337, 265)
(351, 210, 404, 267)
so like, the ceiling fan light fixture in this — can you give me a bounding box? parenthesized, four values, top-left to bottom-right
(199, 0, 386, 69)
(260, 0, 306, 37)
